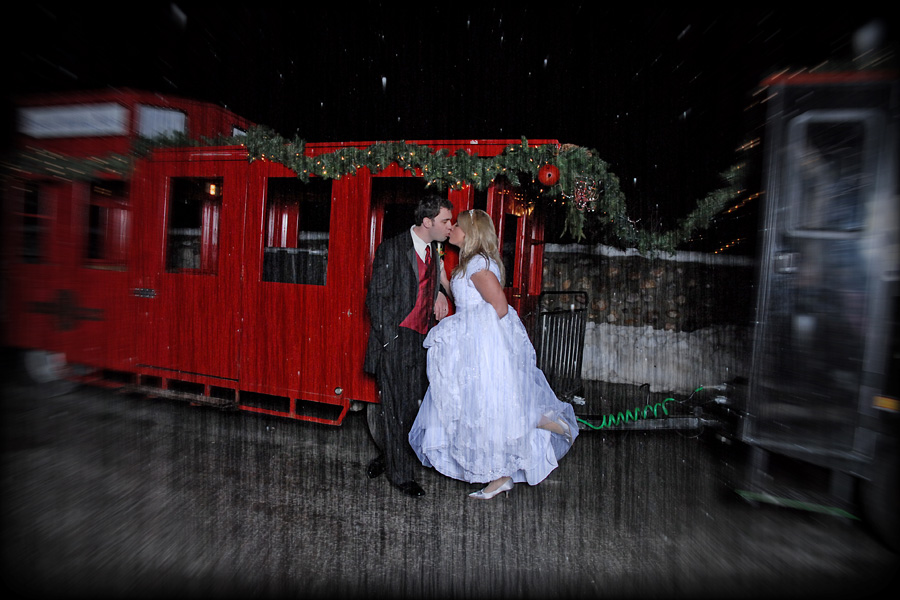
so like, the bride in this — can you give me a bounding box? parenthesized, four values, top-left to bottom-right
(408, 209, 579, 499)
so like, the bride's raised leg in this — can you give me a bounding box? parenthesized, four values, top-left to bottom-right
(537, 415, 573, 445)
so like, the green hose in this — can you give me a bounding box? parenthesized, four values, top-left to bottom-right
(576, 386, 704, 430)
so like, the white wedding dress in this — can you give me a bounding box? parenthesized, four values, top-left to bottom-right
(409, 255, 578, 485)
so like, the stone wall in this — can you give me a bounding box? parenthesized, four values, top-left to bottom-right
(539, 244, 756, 393)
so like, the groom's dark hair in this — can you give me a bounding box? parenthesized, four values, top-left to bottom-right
(415, 195, 453, 225)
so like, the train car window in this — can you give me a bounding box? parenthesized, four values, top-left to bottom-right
(137, 105, 187, 138)
(262, 177, 331, 285)
(472, 187, 488, 212)
(371, 177, 427, 242)
(85, 180, 129, 270)
(165, 177, 222, 274)
(501, 213, 518, 288)
(18, 103, 128, 138)
(788, 113, 877, 234)
(20, 181, 48, 263)
(496, 180, 531, 289)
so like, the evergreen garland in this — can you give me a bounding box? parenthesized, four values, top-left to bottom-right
(240, 126, 746, 254)
(2, 131, 233, 181)
(3, 146, 134, 180)
(4, 126, 747, 254)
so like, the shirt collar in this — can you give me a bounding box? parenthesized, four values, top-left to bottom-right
(410, 226, 430, 261)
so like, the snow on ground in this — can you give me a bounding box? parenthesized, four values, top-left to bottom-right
(545, 243, 756, 394)
(582, 322, 750, 394)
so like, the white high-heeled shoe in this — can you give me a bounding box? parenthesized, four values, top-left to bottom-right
(559, 420, 573, 445)
(537, 415, 574, 445)
(468, 478, 514, 500)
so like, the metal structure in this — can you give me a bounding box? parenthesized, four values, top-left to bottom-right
(724, 69, 899, 548)
(534, 291, 588, 401)
(553, 68, 899, 551)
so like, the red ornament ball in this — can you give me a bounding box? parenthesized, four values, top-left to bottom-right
(538, 163, 560, 186)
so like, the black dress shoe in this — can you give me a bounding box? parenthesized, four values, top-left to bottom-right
(366, 456, 385, 479)
(395, 480, 426, 497)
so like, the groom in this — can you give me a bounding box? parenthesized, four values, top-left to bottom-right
(364, 195, 453, 497)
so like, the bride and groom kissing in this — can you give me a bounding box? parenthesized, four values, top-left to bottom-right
(364, 195, 577, 499)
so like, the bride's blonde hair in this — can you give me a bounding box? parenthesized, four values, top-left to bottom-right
(451, 209, 505, 284)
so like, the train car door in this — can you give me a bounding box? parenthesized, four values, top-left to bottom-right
(366, 172, 469, 306)
(130, 148, 246, 381)
(238, 159, 371, 418)
(4, 178, 73, 354)
(481, 177, 545, 322)
(748, 76, 898, 459)
(366, 173, 544, 318)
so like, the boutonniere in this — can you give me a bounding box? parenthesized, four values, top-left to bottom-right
(437, 243, 444, 259)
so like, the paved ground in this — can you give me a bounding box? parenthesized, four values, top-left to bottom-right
(1, 374, 897, 599)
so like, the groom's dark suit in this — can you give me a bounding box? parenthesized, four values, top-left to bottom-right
(365, 229, 443, 490)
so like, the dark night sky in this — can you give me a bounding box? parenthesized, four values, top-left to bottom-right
(4, 4, 895, 233)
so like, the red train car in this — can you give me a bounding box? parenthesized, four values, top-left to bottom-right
(13, 88, 254, 157)
(3, 90, 554, 425)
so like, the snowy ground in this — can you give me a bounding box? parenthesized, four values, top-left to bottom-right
(545, 243, 756, 395)
(582, 322, 751, 394)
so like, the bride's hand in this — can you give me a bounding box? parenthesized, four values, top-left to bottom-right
(434, 292, 450, 320)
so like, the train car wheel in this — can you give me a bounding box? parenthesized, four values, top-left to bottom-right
(860, 441, 900, 552)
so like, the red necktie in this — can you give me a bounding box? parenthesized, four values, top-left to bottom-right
(425, 245, 432, 266)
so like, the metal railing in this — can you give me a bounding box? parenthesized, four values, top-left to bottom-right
(534, 291, 587, 401)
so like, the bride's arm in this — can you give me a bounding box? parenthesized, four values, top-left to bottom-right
(439, 262, 452, 300)
(471, 269, 508, 319)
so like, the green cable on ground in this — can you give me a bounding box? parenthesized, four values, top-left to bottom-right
(576, 387, 704, 430)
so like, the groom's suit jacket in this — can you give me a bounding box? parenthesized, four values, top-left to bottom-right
(364, 230, 442, 375)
